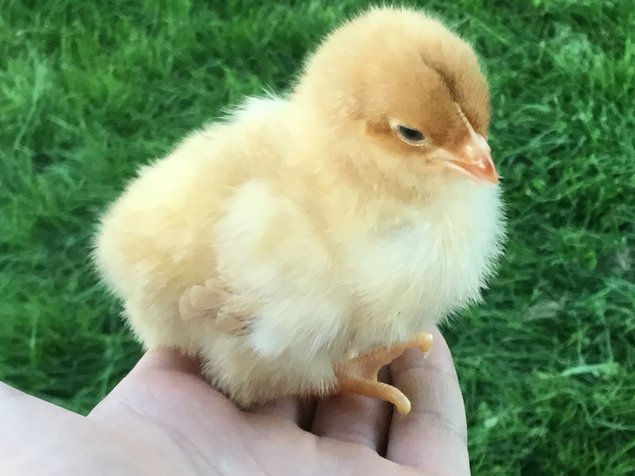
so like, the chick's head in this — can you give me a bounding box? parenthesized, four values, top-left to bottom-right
(293, 7, 498, 192)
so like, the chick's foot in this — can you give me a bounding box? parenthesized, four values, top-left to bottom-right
(179, 279, 254, 334)
(333, 332, 433, 415)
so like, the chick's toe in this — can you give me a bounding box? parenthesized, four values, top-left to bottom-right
(333, 332, 434, 415)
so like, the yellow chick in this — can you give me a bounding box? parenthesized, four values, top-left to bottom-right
(94, 6, 505, 415)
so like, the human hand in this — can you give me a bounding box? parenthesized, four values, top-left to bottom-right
(0, 328, 469, 475)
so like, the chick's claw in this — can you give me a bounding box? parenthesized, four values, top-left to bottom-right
(179, 280, 254, 334)
(216, 297, 256, 335)
(333, 332, 433, 415)
(178, 279, 228, 320)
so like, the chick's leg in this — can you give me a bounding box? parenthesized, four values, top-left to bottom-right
(333, 332, 433, 415)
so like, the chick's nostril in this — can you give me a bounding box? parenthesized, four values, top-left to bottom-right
(476, 134, 490, 153)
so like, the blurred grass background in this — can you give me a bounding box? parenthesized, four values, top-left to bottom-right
(1, 0, 634, 474)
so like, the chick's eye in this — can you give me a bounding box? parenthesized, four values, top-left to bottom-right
(396, 125, 425, 143)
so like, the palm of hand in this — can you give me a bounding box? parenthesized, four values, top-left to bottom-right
(2, 329, 468, 476)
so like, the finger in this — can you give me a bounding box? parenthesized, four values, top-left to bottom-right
(89, 347, 216, 419)
(0, 383, 156, 474)
(387, 327, 469, 475)
(311, 366, 393, 453)
(250, 396, 317, 430)
(132, 347, 202, 375)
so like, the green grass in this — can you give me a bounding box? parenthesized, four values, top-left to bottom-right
(1, 0, 634, 474)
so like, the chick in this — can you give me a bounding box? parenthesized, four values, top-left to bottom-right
(94, 6, 505, 415)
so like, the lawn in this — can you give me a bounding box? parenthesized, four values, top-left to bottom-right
(1, 0, 634, 474)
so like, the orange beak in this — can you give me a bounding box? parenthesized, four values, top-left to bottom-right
(445, 133, 499, 185)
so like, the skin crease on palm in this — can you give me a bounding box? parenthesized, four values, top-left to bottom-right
(0, 328, 469, 476)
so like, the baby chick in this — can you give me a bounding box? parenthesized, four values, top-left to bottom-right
(94, 6, 505, 415)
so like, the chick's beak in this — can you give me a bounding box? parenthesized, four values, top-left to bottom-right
(445, 134, 499, 185)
